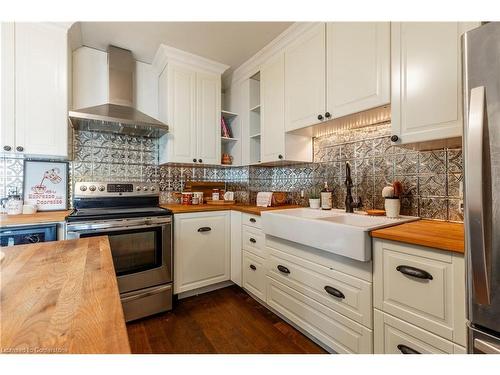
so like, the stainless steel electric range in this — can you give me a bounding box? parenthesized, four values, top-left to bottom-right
(65, 181, 173, 322)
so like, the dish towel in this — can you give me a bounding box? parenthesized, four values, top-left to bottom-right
(256, 192, 273, 207)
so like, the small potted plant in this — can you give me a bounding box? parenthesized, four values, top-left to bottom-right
(382, 181, 402, 218)
(309, 189, 321, 209)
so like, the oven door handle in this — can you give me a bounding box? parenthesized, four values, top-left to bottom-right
(66, 217, 172, 232)
(66, 223, 170, 237)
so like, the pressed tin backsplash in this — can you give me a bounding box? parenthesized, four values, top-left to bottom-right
(0, 123, 463, 221)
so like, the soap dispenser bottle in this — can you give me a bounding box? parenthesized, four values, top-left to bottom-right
(320, 182, 333, 210)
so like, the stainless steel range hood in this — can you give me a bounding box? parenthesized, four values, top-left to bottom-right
(69, 46, 168, 138)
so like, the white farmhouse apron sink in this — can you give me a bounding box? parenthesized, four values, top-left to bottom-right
(261, 208, 419, 262)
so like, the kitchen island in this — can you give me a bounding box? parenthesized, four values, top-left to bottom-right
(0, 236, 130, 354)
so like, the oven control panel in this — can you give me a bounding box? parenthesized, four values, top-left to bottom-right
(74, 182, 159, 197)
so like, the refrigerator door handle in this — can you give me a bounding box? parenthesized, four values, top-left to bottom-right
(466, 85, 490, 305)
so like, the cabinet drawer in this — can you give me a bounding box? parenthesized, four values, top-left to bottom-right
(373, 239, 465, 344)
(267, 246, 372, 328)
(242, 251, 266, 301)
(267, 277, 373, 353)
(374, 310, 460, 354)
(242, 213, 262, 229)
(242, 225, 265, 258)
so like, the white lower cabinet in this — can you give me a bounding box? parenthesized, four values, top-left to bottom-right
(373, 239, 466, 346)
(374, 310, 465, 354)
(267, 277, 373, 354)
(174, 211, 230, 294)
(242, 251, 267, 301)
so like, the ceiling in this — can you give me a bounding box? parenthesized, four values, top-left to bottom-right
(79, 22, 293, 78)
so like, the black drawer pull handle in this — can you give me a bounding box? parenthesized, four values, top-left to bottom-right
(396, 265, 433, 280)
(249, 238, 256, 243)
(249, 218, 257, 223)
(324, 285, 345, 299)
(397, 344, 421, 354)
(250, 264, 257, 271)
(277, 265, 290, 274)
(197, 227, 212, 232)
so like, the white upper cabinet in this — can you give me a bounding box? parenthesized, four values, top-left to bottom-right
(391, 22, 479, 145)
(155, 46, 228, 165)
(159, 63, 197, 164)
(261, 52, 312, 163)
(284, 23, 326, 132)
(261, 53, 286, 162)
(159, 63, 222, 165)
(196, 72, 221, 165)
(326, 22, 390, 119)
(2, 23, 70, 158)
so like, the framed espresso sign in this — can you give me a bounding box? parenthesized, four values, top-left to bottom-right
(23, 160, 68, 211)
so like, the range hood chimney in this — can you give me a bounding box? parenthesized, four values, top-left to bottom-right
(69, 45, 168, 138)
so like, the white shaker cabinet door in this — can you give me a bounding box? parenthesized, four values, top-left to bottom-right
(15, 23, 69, 157)
(284, 23, 326, 132)
(1, 22, 15, 153)
(160, 63, 197, 164)
(196, 72, 221, 165)
(326, 22, 390, 118)
(261, 52, 285, 163)
(391, 22, 479, 145)
(174, 212, 230, 294)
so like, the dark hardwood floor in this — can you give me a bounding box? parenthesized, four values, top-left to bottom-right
(126, 285, 327, 354)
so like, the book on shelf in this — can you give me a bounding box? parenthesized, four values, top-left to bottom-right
(221, 116, 233, 138)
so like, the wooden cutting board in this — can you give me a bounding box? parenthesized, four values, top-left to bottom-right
(184, 181, 225, 203)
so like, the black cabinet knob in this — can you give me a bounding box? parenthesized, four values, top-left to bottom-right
(278, 154, 283, 160)
(249, 218, 256, 223)
(390, 135, 399, 142)
(193, 158, 197, 163)
(397, 344, 421, 354)
(325, 112, 331, 119)
(16, 146, 24, 152)
(198, 159, 202, 163)
(317, 114, 324, 121)
(249, 238, 256, 243)
(3, 145, 12, 151)
(197, 227, 212, 232)
(249, 264, 257, 271)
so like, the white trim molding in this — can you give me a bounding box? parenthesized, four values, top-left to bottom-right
(152, 43, 229, 76)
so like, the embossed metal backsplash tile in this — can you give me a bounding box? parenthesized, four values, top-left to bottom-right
(0, 155, 24, 198)
(70, 130, 158, 184)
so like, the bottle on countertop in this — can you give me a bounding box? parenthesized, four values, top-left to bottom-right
(320, 181, 333, 210)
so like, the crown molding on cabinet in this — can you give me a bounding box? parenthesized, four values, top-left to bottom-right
(226, 22, 320, 87)
(152, 43, 230, 76)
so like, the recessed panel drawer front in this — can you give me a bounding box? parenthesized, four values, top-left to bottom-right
(242, 251, 266, 301)
(242, 213, 262, 229)
(242, 225, 265, 257)
(374, 240, 455, 340)
(374, 310, 455, 354)
(267, 277, 373, 354)
(267, 247, 372, 328)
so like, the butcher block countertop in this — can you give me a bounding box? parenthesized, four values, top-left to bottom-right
(0, 210, 71, 227)
(370, 219, 464, 254)
(162, 203, 302, 215)
(0, 236, 130, 354)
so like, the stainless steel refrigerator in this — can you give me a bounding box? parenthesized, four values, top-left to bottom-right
(463, 22, 500, 354)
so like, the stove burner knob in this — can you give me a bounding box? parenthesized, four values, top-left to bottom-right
(136, 186, 142, 191)
(150, 186, 156, 191)
(98, 185, 105, 192)
(80, 185, 87, 191)
(89, 185, 96, 192)
(143, 186, 149, 191)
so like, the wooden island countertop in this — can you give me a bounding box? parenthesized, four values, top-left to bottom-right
(370, 219, 464, 254)
(0, 236, 130, 354)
